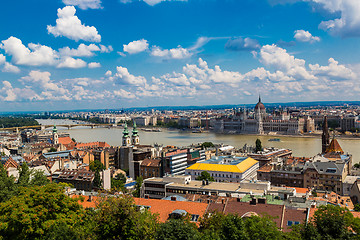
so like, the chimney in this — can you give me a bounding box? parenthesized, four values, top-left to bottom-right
(88, 195, 93, 202)
(171, 196, 176, 201)
(145, 194, 149, 199)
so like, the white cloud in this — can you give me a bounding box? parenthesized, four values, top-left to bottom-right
(151, 45, 192, 59)
(259, 44, 315, 80)
(57, 57, 87, 68)
(123, 39, 149, 54)
(225, 37, 260, 51)
(47, 6, 101, 42)
(62, 0, 103, 10)
(114, 66, 147, 86)
(0, 54, 19, 73)
(99, 44, 113, 53)
(113, 89, 136, 99)
(312, 0, 360, 37)
(294, 30, 320, 43)
(88, 62, 101, 68)
(59, 43, 100, 57)
(3, 62, 20, 73)
(1, 37, 58, 66)
(309, 58, 356, 80)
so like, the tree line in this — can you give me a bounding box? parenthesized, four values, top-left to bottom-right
(2, 163, 360, 239)
(0, 117, 38, 128)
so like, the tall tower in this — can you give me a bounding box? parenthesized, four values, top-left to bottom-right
(52, 124, 58, 145)
(122, 123, 131, 147)
(132, 121, 140, 145)
(322, 116, 330, 154)
(256, 107, 264, 135)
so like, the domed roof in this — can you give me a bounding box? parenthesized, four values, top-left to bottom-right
(255, 96, 265, 110)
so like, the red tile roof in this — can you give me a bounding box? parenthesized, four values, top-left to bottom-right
(134, 198, 208, 223)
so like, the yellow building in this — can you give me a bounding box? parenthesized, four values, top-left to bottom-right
(185, 156, 259, 183)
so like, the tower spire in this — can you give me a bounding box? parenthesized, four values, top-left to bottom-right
(259, 94, 261, 103)
(322, 116, 330, 154)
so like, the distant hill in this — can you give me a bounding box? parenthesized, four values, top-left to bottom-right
(1, 101, 360, 115)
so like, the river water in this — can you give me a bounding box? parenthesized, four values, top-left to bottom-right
(36, 119, 360, 163)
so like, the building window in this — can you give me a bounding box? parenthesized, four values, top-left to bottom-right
(191, 214, 199, 222)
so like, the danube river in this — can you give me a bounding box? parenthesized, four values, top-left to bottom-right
(37, 119, 360, 163)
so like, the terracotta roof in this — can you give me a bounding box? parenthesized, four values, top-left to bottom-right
(72, 195, 100, 209)
(58, 137, 74, 145)
(75, 142, 110, 149)
(257, 164, 273, 173)
(3, 157, 19, 169)
(134, 198, 208, 223)
(326, 138, 344, 154)
(141, 158, 161, 167)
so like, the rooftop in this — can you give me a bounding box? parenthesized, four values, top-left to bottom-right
(186, 156, 258, 173)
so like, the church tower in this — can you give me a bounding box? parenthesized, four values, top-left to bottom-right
(132, 121, 140, 145)
(52, 124, 58, 145)
(322, 116, 330, 154)
(122, 123, 131, 147)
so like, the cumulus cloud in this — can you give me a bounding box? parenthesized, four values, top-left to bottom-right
(294, 30, 320, 43)
(62, 0, 103, 10)
(57, 57, 87, 68)
(88, 62, 101, 68)
(47, 6, 101, 42)
(225, 37, 260, 51)
(1, 37, 58, 66)
(113, 89, 136, 99)
(123, 39, 149, 54)
(151, 45, 192, 59)
(114, 66, 147, 86)
(59, 43, 101, 57)
(313, 0, 360, 37)
(259, 44, 315, 80)
(309, 58, 356, 80)
(0, 54, 20, 73)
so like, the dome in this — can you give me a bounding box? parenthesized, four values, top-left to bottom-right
(254, 96, 265, 110)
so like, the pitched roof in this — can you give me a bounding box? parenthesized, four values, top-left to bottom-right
(134, 198, 208, 223)
(58, 137, 74, 145)
(326, 138, 344, 154)
(141, 158, 161, 167)
(75, 142, 110, 149)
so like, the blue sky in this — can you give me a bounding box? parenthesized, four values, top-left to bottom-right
(0, 0, 360, 111)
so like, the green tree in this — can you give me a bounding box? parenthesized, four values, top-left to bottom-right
(255, 139, 262, 153)
(89, 160, 105, 189)
(111, 173, 126, 191)
(30, 169, 50, 186)
(89, 160, 105, 172)
(49, 147, 57, 152)
(17, 163, 31, 187)
(156, 218, 200, 240)
(93, 195, 159, 240)
(195, 171, 215, 182)
(0, 164, 17, 203)
(297, 205, 356, 240)
(0, 184, 86, 240)
(133, 176, 143, 198)
(200, 212, 284, 240)
(201, 142, 214, 149)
